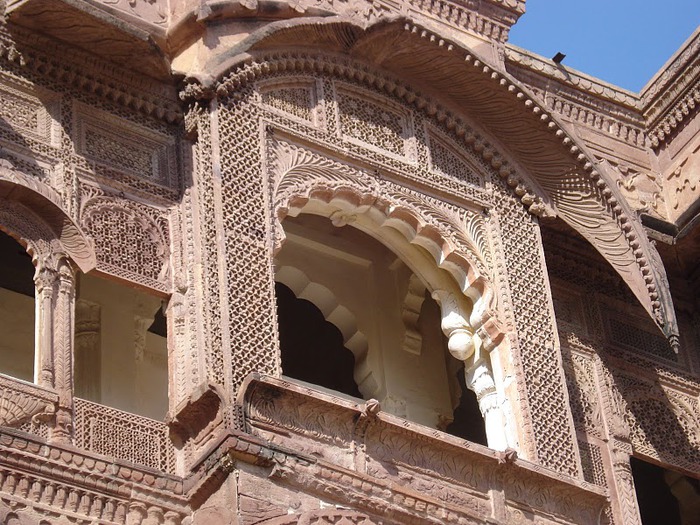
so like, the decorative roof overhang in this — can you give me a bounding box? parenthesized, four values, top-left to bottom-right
(4, 0, 171, 80)
(0, 160, 96, 273)
(183, 16, 680, 347)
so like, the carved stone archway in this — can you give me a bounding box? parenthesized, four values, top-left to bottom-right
(0, 160, 95, 273)
(269, 138, 514, 450)
(275, 264, 372, 396)
(0, 164, 96, 443)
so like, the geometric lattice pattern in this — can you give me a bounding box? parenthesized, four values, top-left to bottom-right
(74, 398, 175, 473)
(218, 95, 280, 393)
(578, 440, 607, 488)
(607, 317, 677, 362)
(493, 177, 581, 477)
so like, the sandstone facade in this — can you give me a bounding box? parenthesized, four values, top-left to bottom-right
(0, 1, 698, 523)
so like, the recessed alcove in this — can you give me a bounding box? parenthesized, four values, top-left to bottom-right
(74, 273, 168, 420)
(274, 214, 486, 439)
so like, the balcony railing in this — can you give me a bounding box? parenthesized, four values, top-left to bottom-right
(73, 398, 175, 473)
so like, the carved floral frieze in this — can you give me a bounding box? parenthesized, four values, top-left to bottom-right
(0, 375, 58, 429)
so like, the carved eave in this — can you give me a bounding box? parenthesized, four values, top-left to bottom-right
(186, 16, 680, 345)
(642, 26, 700, 148)
(504, 45, 641, 109)
(5, 0, 171, 80)
(0, 161, 96, 272)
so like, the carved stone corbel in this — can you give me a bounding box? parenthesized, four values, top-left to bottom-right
(432, 289, 510, 450)
(432, 290, 475, 361)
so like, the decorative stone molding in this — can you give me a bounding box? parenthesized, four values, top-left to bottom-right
(0, 429, 187, 524)
(237, 374, 607, 525)
(642, 27, 700, 147)
(0, 160, 96, 273)
(256, 509, 381, 524)
(0, 24, 180, 124)
(0, 375, 57, 428)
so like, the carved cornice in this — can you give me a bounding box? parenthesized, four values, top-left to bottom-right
(505, 45, 641, 108)
(642, 27, 700, 147)
(0, 428, 187, 523)
(0, 22, 181, 123)
(183, 16, 680, 343)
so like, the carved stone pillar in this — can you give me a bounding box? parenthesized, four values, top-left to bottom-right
(601, 365, 642, 525)
(465, 357, 508, 451)
(34, 264, 56, 388)
(609, 439, 642, 525)
(433, 289, 510, 450)
(74, 300, 101, 401)
(34, 254, 77, 443)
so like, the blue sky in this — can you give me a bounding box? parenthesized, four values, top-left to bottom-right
(508, 0, 700, 92)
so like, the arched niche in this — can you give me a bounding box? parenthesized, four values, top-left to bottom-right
(0, 160, 95, 273)
(0, 170, 94, 442)
(275, 265, 371, 397)
(272, 168, 509, 447)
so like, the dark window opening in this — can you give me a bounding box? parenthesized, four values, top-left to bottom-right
(445, 367, 488, 446)
(148, 305, 167, 337)
(0, 230, 35, 381)
(275, 282, 362, 398)
(631, 456, 700, 525)
(0, 230, 34, 297)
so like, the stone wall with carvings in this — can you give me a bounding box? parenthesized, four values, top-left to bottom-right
(545, 230, 700, 525)
(0, 2, 698, 525)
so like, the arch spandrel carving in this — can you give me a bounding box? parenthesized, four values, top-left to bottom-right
(0, 160, 96, 273)
(188, 15, 679, 346)
(268, 137, 500, 344)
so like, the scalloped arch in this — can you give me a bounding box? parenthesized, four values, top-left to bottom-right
(0, 163, 95, 273)
(273, 156, 500, 342)
(275, 264, 375, 397)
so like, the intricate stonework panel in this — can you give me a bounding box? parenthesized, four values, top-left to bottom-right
(241, 375, 607, 525)
(80, 190, 170, 292)
(562, 350, 603, 438)
(258, 78, 318, 126)
(73, 102, 178, 189)
(426, 125, 484, 188)
(0, 74, 60, 147)
(0, 375, 58, 428)
(73, 397, 175, 473)
(335, 82, 415, 160)
(665, 142, 700, 221)
(607, 371, 700, 474)
(492, 176, 581, 476)
(578, 440, 607, 488)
